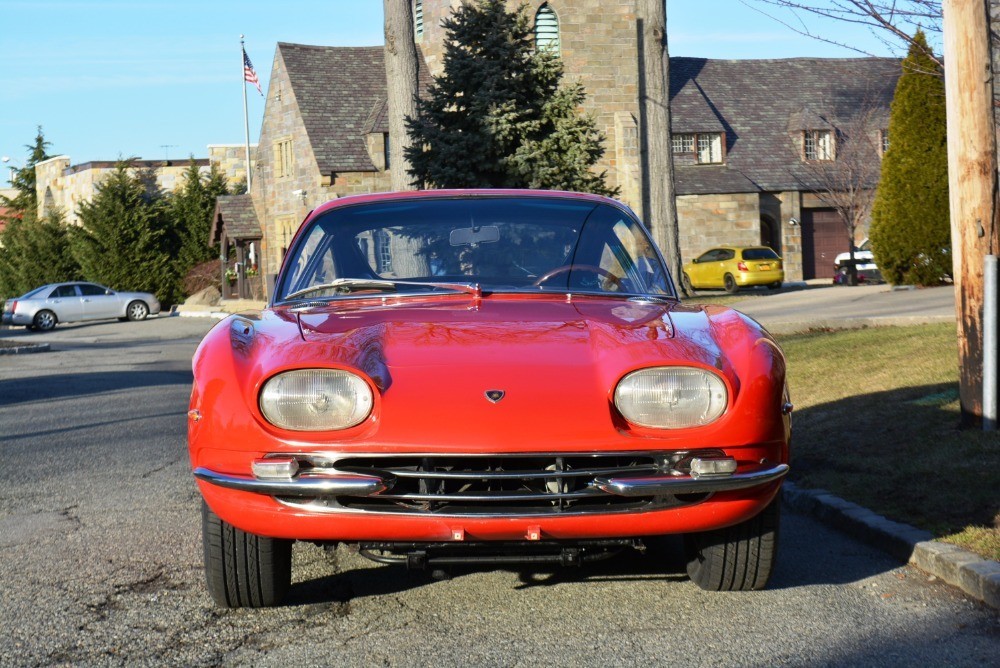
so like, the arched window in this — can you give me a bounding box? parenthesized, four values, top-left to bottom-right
(535, 4, 560, 54)
(414, 0, 424, 39)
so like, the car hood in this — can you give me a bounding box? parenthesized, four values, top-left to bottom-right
(254, 295, 758, 451)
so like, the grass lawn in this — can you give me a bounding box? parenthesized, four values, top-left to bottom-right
(777, 323, 999, 561)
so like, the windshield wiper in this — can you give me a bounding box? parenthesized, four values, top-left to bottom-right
(284, 278, 481, 301)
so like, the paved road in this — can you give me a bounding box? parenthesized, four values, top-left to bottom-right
(724, 283, 956, 334)
(0, 316, 995, 667)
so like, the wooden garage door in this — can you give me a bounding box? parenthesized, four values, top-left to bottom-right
(801, 208, 849, 279)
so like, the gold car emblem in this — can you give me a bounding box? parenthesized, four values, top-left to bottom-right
(485, 390, 505, 403)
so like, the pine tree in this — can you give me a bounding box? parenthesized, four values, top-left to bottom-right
(405, 0, 616, 196)
(869, 31, 950, 286)
(0, 128, 83, 298)
(0, 126, 50, 216)
(167, 158, 229, 296)
(72, 160, 174, 302)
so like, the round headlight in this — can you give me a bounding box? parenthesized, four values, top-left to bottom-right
(260, 369, 373, 431)
(614, 367, 727, 429)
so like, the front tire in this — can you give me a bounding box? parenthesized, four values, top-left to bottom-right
(202, 502, 292, 608)
(33, 310, 57, 331)
(126, 300, 149, 321)
(685, 491, 780, 591)
(723, 274, 739, 294)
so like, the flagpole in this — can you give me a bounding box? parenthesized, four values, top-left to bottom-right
(241, 34, 252, 193)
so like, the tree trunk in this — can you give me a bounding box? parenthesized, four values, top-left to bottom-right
(384, 0, 420, 191)
(636, 0, 685, 294)
(942, 0, 998, 426)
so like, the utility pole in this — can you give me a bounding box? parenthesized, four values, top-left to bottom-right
(384, 0, 420, 191)
(636, 0, 684, 293)
(942, 0, 999, 425)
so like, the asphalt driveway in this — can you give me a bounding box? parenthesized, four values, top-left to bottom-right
(725, 283, 955, 333)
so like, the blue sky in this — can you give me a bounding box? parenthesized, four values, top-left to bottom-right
(1, 1, 923, 183)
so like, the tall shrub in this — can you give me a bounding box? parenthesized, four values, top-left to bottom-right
(405, 0, 616, 195)
(0, 128, 82, 298)
(869, 31, 950, 285)
(72, 160, 174, 302)
(167, 159, 229, 297)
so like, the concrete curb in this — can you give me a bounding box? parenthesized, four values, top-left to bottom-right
(762, 315, 955, 335)
(0, 341, 50, 355)
(783, 481, 999, 609)
(176, 310, 228, 319)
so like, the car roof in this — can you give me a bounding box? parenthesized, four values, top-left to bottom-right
(307, 189, 631, 220)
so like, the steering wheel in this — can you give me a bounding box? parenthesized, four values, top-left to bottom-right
(532, 264, 623, 290)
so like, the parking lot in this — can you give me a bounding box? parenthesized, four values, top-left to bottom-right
(0, 311, 995, 666)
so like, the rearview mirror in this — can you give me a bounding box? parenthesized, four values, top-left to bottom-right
(450, 225, 500, 246)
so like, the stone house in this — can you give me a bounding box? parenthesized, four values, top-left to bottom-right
(245, 0, 900, 292)
(33, 145, 253, 227)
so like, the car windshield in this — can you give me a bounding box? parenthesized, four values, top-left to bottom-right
(22, 286, 49, 299)
(742, 248, 780, 261)
(275, 197, 675, 303)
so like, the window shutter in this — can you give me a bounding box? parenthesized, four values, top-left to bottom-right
(535, 4, 560, 54)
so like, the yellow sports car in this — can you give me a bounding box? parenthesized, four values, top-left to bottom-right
(682, 246, 784, 294)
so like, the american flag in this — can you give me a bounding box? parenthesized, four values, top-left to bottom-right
(243, 48, 262, 96)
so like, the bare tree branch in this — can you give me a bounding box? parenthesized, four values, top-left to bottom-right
(794, 100, 887, 281)
(743, 1, 943, 69)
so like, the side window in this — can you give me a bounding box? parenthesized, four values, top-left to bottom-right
(697, 250, 718, 263)
(719, 249, 736, 261)
(78, 284, 108, 296)
(584, 211, 669, 295)
(51, 285, 78, 298)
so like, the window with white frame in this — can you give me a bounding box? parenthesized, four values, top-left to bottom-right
(535, 4, 560, 54)
(804, 130, 834, 161)
(672, 133, 723, 164)
(671, 134, 695, 155)
(880, 129, 889, 156)
(697, 134, 723, 164)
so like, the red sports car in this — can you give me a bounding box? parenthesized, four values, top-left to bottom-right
(188, 190, 791, 607)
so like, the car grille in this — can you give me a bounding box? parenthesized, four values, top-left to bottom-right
(277, 452, 712, 516)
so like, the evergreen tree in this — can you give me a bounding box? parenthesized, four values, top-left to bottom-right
(0, 210, 81, 299)
(405, 0, 616, 196)
(0, 128, 83, 298)
(869, 31, 950, 285)
(0, 126, 50, 216)
(167, 158, 229, 296)
(72, 160, 174, 302)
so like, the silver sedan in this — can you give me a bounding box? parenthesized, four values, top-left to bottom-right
(1, 282, 161, 331)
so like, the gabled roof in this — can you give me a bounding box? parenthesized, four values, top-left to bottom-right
(669, 57, 902, 195)
(278, 43, 429, 174)
(211, 194, 261, 244)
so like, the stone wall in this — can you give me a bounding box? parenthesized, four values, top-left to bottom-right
(208, 145, 255, 191)
(676, 192, 761, 261)
(418, 0, 643, 214)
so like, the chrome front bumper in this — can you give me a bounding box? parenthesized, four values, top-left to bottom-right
(593, 463, 789, 496)
(194, 462, 788, 499)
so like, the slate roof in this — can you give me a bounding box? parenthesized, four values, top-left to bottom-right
(279, 43, 429, 174)
(211, 194, 261, 244)
(670, 57, 902, 195)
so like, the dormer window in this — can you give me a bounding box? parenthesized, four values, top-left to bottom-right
(804, 130, 834, 161)
(535, 4, 560, 54)
(672, 132, 724, 164)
